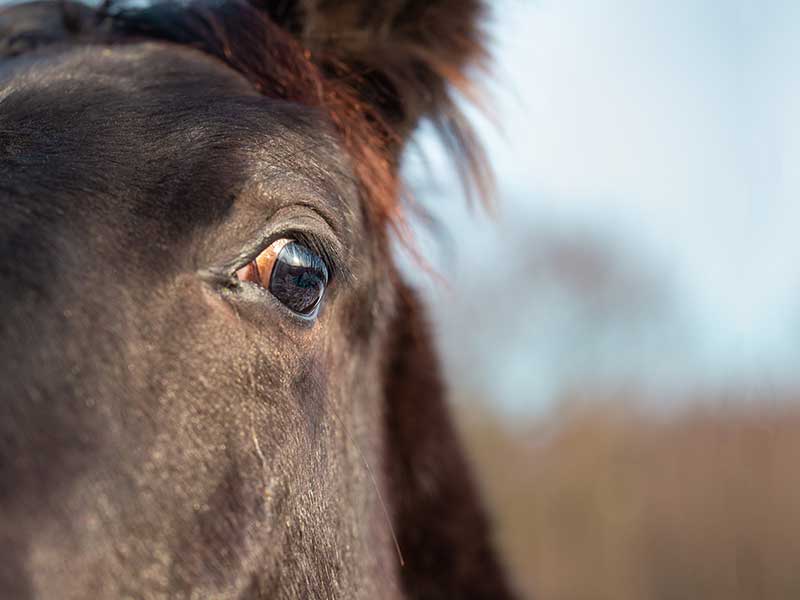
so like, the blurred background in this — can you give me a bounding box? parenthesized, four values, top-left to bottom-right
(403, 1, 800, 598)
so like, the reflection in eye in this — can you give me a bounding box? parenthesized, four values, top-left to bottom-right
(236, 238, 329, 317)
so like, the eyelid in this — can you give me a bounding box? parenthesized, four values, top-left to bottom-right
(204, 197, 344, 268)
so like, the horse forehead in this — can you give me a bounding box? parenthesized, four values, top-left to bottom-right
(0, 42, 338, 151)
(0, 41, 351, 224)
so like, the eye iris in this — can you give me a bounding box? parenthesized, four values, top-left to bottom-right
(269, 242, 328, 316)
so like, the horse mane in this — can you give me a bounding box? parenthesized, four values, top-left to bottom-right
(1, 0, 490, 233)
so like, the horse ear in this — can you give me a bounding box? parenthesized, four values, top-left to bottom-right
(383, 282, 516, 598)
(253, 0, 488, 140)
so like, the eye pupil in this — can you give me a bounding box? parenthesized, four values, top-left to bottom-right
(296, 271, 317, 288)
(269, 242, 329, 316)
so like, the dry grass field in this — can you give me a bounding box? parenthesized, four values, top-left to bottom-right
(458, 395, 800, 600)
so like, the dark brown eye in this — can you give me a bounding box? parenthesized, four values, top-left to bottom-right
(236, 238, 329, 317)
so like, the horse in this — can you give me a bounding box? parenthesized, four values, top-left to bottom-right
(0, 0, 515, 597)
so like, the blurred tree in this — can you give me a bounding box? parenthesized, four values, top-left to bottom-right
(413, 210, 694, 414)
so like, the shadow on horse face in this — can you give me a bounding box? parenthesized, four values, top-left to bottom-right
(0, 40, 396, 596)
(0, 1, 515, 598)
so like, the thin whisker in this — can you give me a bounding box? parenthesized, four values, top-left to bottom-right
(330, 410, 405, 569)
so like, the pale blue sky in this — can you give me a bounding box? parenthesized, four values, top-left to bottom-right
(407, 0, 800, 411)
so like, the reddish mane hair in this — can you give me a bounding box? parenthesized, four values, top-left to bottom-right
(106, 0, 490, 235)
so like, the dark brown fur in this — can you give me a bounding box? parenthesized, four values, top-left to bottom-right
(0, 1, 515, 597)
(386, 284, 515, 598)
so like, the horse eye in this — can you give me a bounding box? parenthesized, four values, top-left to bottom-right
(235, 238, 329, 317)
